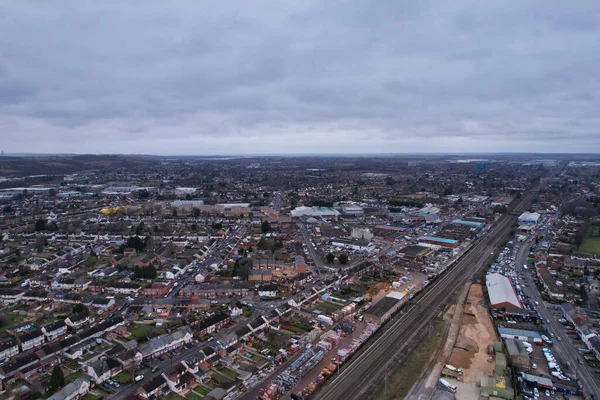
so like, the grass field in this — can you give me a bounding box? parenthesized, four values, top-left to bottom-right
(113, 371, 133, 384)
(186, 392, 203, 400)
(217, 367, 238, 378)
(0, 313, 25, 334)
(579, 236, 600, 255)
(194, 387, 210, 396)
(129, 324, 155, 340)
(211, 372, 233, 384)
(368, 319, 446, 400)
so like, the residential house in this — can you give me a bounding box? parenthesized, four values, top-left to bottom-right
(0, 339, 19, 362)
(16, 328, 45, 351)
(137, 375, 167, 399)
(46, 375, 91, 400)
(87, 357, 123, 384)
(162, 362, 199, 394)
(65, 312, 92, 330)
(42, 320, 68, 342)
(192, 312, 231, 336)
(139, 326, 193, 359)
(258, 284, 278, 298)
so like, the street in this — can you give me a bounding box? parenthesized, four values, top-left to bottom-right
(517, 241, 600, 397)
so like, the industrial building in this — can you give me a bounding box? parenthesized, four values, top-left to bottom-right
(418, 236, 459, 248)
(363, 292, 405, 324)
(451, 219, 484, 229)
(497, 328, 542, 345)
(504, 338, 530, 370)
(290, 206, 340, 218)
(486, 273, 522, 309)
(399, 245, 431, 259)
(518, 212, 541, 225)
(339, 204, 364, 217)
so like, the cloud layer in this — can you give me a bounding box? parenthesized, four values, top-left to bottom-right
(1, 1, 599, 154)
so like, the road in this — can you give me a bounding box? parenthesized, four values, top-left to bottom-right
(518, 240, 600, 397)
(297, 222, 326, 271)
(169, 224, 248, 297)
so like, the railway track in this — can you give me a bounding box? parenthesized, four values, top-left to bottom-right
(316, 192, 537, 400)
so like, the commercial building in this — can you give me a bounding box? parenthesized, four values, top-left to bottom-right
(339, 204, 364, 217)
(451, 219, 484, 229)
(504, 338, 530, 370)
(364, 292, 405, 324)
(418, 236, 460, 248)
(290, 206, 340, 218)
(497, 328, 542, 344)
(518, 212, 540, 225)
(486, 273, 522, 309)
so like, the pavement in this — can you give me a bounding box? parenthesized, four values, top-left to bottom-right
(517, 239, 600, 397)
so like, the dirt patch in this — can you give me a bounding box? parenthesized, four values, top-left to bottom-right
(448, 348, 473, 369)
(461, 314, 477, 325)
(455, 335, 479, 354)
(447, 283, 498, 383)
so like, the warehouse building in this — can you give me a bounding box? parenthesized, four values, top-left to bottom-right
(364, 292, 405, 324)
(497, 328, 542, 345)
(418, 236, 460, 248)
(290, 206, 340, 218)
(486, 273, 522, 309)
(451, 219, 484, 229)
(339, 204, 364, 217)
(504, 338, 530, 370)
(518, 212, 540, 225)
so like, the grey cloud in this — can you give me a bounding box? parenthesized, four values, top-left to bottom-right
(0, 0, 599, 154)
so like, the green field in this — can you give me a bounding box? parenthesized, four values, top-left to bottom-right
(0, 313, 25, 334)
(186, 393, 203, 400)
(113, 371, 133, 384)
(129, 324, 155, 340)
(194, 387, 209, 396)
(216, 367, 238, 379)
(579, 236, 600, 255)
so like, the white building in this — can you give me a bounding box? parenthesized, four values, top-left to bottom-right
(351, 227, 373, 242)
(518, 212, 541, 225)
(486, 273, 522, 309)
(290, 206, 340, 218)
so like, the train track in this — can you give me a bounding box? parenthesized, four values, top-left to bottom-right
(316, 192, 537, 400)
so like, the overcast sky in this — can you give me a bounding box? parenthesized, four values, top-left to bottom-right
(1, 1, 599, 155)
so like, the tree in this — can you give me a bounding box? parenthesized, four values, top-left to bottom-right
(338, 254, 349, 264)
(134, 264, 157, 279)
(172, 208, 178, 217)
(136, 222, 145, 235)
(85, 255, 98, 269)
(261, 220, 271, 233)
(3, 205, 13, 213)
(34, 219, 46, 231)
(579, 285, 589, 303)
(50, 366, 65, 391)
(72, 304, 90, 316)
(192, 208, 201, 218)
(326, 253, 335, 264)
(35, 234, 46, 252)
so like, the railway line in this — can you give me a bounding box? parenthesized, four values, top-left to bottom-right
(316, 190, 538, 400)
